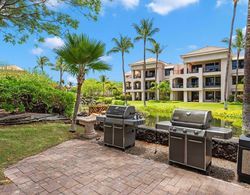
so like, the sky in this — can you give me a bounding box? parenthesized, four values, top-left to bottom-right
(0, 0, 248, 84)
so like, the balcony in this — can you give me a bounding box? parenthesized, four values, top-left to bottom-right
(133, 75, 141, 79)
(204, 62, 221, 73)
(145, 72, 155, 78)
(126, 86, 132, 90)
(172, 78, 184, 88)
(187, 83, 199, 88)
(204, 84, 221, 88)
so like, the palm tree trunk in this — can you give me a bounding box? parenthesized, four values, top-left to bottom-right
(59, 67, 63, 88)
(103, 83, 105, 97)
(234, 50, 240, 102)
(70, 68, 84, 132)
(41, 65, 44, 72)
(224, 1, 237, 110)
(243, 1, 250, 135)
(122, 52, 127, 106)
(143, 39, 147, 106)
(155, 53, 159, 101)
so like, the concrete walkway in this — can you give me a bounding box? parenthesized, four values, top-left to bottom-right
(1, 140, 250, 195)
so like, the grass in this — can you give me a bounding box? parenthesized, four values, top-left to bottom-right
(0, 122, 82, 184)
(128, 101, 243, 128)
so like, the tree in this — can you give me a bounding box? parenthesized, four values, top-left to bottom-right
(224, 0, 239, 110)
(52, 57, 68, 87)
(222, 28, 245, 102)
(55, 33, 111, 132)
(108, 35, 134, 105)
(149, 81, 170, 100)
(243, 1, 250, 134)
(147, 41, 165, 100)
(0, 0, 101, 44)
(99, 75, 109, 97)
(133, 19, 159, 106)
(36, 56, 52, 72)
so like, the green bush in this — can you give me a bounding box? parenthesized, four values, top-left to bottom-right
(96, 97, 113, 104)
(112, 100, 125, 105)
(0, 72, 74, 117)
(115, 94, 132, 101)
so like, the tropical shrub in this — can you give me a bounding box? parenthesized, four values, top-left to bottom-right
(97, 97, 113, 104)
(0, 72, 74, 117)
(115, 94, 132, 101)
(112, 100, 125, 105)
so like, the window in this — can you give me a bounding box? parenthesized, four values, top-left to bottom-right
(204, 62, 221, 72)
(205, 91, 221, 102)
(232, 76, 244, 85)
(205, 91, 214, 101)
(205, 77, 221, 87)
(232, 60, 244, 69)
(165, 69, 172, 76)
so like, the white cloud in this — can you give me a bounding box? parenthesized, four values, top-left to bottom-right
(46, 0, 62, 8)
(102, 0, 139, 9)
(146, 0, 199, 15)
(100, 55, 113, 62)
(67, 75, 77, 84)
(43, 36, 64, 49)
(187, 45, 198, 50)
(31, 47, 44, 55)
(242, 26, 246, 37)
(216, 0, 247, 8)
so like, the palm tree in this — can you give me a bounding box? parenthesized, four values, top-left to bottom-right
(243, 2, 250, 134)
(147, 41, 165, 100)
(99, 75, 109, 97)
(108, 35, 134, 105)
(52, 57, 68, 88)
(133, 18, 159, 106)
(36, 56, 52, 72)
(56, 33, 111, 132)
(222, 28, 245, 102)
(224, 0, 239, 110)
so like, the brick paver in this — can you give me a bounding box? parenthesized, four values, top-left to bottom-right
(1, 140, 250, 195)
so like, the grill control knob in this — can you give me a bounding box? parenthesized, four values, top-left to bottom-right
(194, 130, 199, 135)
(183, 129, 187, 133)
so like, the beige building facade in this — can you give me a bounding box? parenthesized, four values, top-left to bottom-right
(125, 46, 244, 102)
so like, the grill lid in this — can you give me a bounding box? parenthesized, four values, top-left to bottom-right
(106, 105, 135, 119)
(171, 109, 212, 129)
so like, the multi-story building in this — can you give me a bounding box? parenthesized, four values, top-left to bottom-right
(125, 46, 244, 102)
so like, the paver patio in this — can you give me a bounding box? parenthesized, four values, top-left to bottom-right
(0, 139, 250, 195)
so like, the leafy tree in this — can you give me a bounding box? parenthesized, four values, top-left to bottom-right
(99, 75, 109, 97)
(82, 78, 102, 97)
(55, 33, 111, 132)
(36, 56, 52, 72)
(222, 28, 245, 102)
(149, 81, 170, 100)
(243, 1, 250, 134)
(133, 19, 159, 106)
(108, 35, 134, 105)
(0, 0, 102, 44)
(52, 57, 68, 87)
(224, 0, 239, 110)
(147, 41, 165, 100)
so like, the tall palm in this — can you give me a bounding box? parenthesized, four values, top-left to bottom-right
(133, 18, 159, 106)
(36, 56, 52, 72)
(56, 34, 111, 132)
(99, 75, 108, 97)
(147, 41, 165, 100)
(243, 2, 250, 134)
(108, 35, 134, 105)
(224, 0, 239, 110)
(52, 57, 68, 88)
(222, 28, 245, 102)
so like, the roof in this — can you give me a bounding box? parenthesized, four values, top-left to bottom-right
(130, 58, 168, 66)
(232, 55, 245, 60)
(0, 65, 24, 71)
(125, 71, 131, 75)
(181, 46, 228, 58)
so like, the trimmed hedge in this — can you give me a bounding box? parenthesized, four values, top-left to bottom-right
(0, 72, 74, 117)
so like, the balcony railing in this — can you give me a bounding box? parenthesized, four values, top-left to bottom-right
(204, 84, 221, 88)
(172, 83, 183, 88)
(133, 75, 141, 79)
(204, 67, 221, 72)
(188, 69, 199, 74)
(145, 73, 155, 78)
(187, 83, 199, 88)
(134, 86, 141, 90)
(126, 86, 132, 90)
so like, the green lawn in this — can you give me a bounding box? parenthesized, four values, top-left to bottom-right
(128, 101, 242, 128)
(0, 122, 82, 184)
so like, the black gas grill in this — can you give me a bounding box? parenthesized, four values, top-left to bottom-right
(156, 109, 232, 173)
(96, 105, 145, 150)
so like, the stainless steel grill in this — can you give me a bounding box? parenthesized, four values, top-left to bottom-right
(156, 109, 232, 174)
(96, 105, 145, 150)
